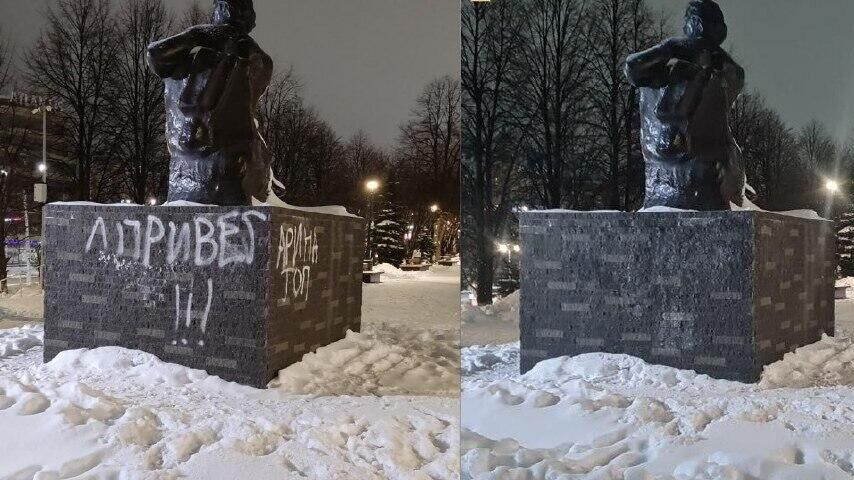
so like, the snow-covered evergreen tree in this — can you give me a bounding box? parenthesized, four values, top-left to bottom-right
(373, 202, 408, 266)
(417, 232, 435, 262)
(838, 213, 854, 278)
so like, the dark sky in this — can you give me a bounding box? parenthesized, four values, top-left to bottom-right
(650, 0, 854, 143)
(0, 0, 461, 148)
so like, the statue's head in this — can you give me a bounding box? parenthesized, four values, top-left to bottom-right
(684, 0, 727, 46)
(212, 0, 256, 33)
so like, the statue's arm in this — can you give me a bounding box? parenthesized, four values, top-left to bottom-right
(147, 29, 208, 79)
(722, 57, 745, 96)
(249, 48, 274, 93)
(625, 41, 674, 88)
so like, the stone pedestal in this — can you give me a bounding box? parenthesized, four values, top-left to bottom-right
(43, 203, 365, 388)
(519, 211, 835, 382)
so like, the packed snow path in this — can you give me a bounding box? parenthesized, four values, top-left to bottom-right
(461, 295, 854, 480)
(0, 266, 461, 479)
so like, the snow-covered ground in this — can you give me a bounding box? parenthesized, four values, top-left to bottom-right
(462, 292, 519, 347)
(0, 266, 460, 479)
(462, 294, 854, 480)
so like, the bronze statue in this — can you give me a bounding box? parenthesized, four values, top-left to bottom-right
(626, 0, 745, 210)
(147, 0, 272, 205)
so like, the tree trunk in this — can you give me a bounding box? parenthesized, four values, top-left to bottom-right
(476, 232, 495, 305)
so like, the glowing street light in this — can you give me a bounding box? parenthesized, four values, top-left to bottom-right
(497, 243, 509, 254)
(148, 198, 158, 206)
(364, 179, 381, 262)
(826, 180, 841, 193)
(513, 244, 521, 253)
(430, 204, 440, 213)
(37, 163, 47, 173)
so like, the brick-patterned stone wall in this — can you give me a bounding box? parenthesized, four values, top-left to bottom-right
(519, 211, 835, 382)
(43, 204, 364, 388)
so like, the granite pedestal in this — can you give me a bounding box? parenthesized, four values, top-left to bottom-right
(519, 211, 836, 382)
(43, 203, 365, 388)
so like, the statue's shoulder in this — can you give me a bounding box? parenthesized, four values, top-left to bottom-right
(238, 36, 272, 63)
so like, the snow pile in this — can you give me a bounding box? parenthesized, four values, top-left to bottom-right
(462, 341, 854, 479)
(462, 291, 519, 326)
(0, 324, 42, 359)
(0, 263, 459, 479)
(273, 324, 459, 396)
(375, 262, 428, 279)
(837, 277, 854, 288)
(461, 292, 520, 347)
(462, 342, 518, 381)
(0, 339, 458, 479)
(43, 346, 220, 390)
(760, 334, 854, 389)
(0, 285, 44, 319)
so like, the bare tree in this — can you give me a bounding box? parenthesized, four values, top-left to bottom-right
(259, 70, 345, 206)
(516, 0, 590, 209)
(584, 0, 662, 209)
(112, 0, 172, 203)
(397, 76, 461, 263)
(730, 92, 793, 208)
(179, 1, 209, 30)
(25, 0, 118, 201)
(345, 131, 387, 182)
(340, 130, 389, 214)
(462, 0, 527, 303)
(397, 76, 461, 215)
(798, 121, 837, 174)
(0, 28, 10, 93)
(0, 33, 24, 292)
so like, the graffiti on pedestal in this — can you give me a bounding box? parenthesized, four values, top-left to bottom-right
(82, 210, 269, 344)
(275, 222, 320, 303)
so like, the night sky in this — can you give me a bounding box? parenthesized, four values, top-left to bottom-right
(4, 1, 852, 146)
(0, 0, 461, 149)
(650, 0, 854, 143)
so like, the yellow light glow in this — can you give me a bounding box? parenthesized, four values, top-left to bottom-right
(826, 180, 840, 193)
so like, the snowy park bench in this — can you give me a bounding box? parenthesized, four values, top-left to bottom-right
(438, 256, 458, 267)
(362, 271, 383, 283)
(400, 263, 431, 272)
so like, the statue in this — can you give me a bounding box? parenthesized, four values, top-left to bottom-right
(146, 0, 272, 206)
(625, 0, 745, 210)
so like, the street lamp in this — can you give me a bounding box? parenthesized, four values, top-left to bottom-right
(148, 198, 158, 206)
(364, 179, 381, 263)
(430, 204, 440, 213)
(32, 105, 51, 184)
(826, 180, 840, 193)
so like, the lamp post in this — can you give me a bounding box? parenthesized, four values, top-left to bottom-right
(826, 180, 840, 194)
(32, 105, 51, 185)
(429, 204, 441, 263)
(32, 105, 51, 289)
(497, 242, 520, 262)
(825, 179, 842, 219)
(365, 179, 381, 263)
